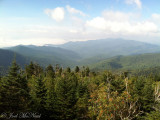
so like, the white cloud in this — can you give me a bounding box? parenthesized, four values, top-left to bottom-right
(86, 17, 107, 30)
(125, 0, 142, 9)
(44, 7, 65, 22)
(66, 5, 86, 16)
(69, 29, 78, 33)
(152, 13, 160, 24)
(102, 11, 130, 22)
(70, 16, 86, 31)
(152, 13, 160, 20)
(86, 11, 158, 34)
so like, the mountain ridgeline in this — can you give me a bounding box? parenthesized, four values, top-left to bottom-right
(1, 38, 160, 72)
(90, 53, 160, 71)
(7, 45, 80, 67)
(0, 49, 29, 75)
(57, 38, 160, 58)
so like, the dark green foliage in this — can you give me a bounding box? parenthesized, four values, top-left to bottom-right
(0, 61, 159, 119)
(132, 77, 154, 112)
(85, 67, 90, 77)
(25, 62, 43, 78)
(110, 76, 125, 93)
(45, 76, 58, 118)
(133, 66, 160, 78)
(45, 64, 55, 78)
(66, 67, 71, 73)
(25, 61, 35, 78)
(91, 53, 160, 71)
(35, 77, 47, 117)
(144, 111, 160, 120)
(0, 60, 30, 114)
(54, 73, 78, 119)
(142, 79, 154, 112)
(76, 79, 89, 119)
(75, 66, 80, 73)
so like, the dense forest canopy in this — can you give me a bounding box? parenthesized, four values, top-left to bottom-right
(0, 61, 160, 119)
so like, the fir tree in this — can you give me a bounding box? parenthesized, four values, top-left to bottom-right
(75, 66, 80, 73)
(45, 64, 55, 78)
(55, 72, 78, 119)
(85, 67, 90, 77)
(66, 67, 71, 73)
(34, 76, 47, 118)
(0, 60, 30, 113)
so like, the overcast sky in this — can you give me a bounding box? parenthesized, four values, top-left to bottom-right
(0, 0, 160, 47)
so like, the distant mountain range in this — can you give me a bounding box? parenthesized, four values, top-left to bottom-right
(1, 38, 160, 72)
(7, 45, 80, 67)
(56, 38, 160, 58)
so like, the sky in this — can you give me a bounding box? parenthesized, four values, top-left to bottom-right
(0, 0, 160, 47)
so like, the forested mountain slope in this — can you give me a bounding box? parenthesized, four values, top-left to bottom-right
(91, 53, 160, 71)
(7, 45, 80, 67)
(0, 49, 28, 67)
(0, 49, 29, 75)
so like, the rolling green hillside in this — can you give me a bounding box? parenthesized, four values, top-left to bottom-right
(7, 45, 80, 67)
(0, 49, 29, 67)
(0, 49, 29, 75)
(91, 53, 160, 71)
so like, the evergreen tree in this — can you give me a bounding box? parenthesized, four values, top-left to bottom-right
(0, 60, 30, 113)
(142, 78, 154, 112)
(34, 76, 47, 118)
(66, 67, 71, 73)
(75, 66, 80, 73)
(85, 67, 90, 77)
(133, 77, 154, 113)
(44, 65, 59, 118)
(55, 64, 62, 76)
(45, 64, 55, 78)
(55, 72, 78, 119)
(25, 61, 34, 78)
(76, 79, 90, 119)
(144, 111, 160, 120)
(25, 62, 43, 78)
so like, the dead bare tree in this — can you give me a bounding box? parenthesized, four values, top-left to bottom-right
(153, 82, 160, 111)
(117, 77, 143, 120)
